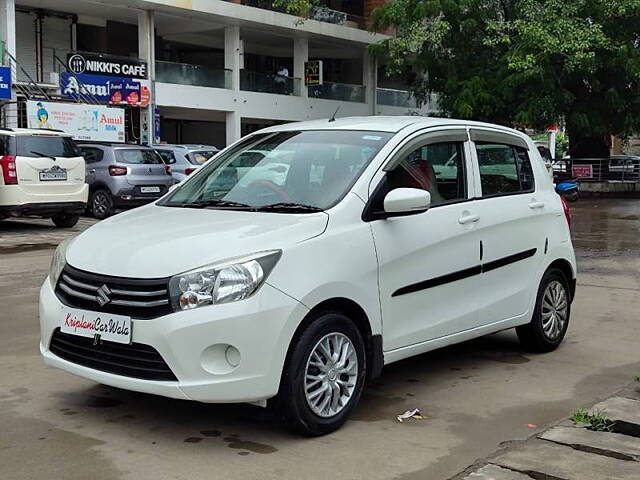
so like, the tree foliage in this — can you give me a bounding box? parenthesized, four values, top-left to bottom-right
(371, 0, 640, 156)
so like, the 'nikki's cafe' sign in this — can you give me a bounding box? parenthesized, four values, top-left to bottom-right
(67, 52, 147, 79)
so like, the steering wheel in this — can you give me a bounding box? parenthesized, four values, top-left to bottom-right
(246, 180, 290, 202)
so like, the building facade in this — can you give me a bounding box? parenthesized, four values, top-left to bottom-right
(0, 0, 434, 147)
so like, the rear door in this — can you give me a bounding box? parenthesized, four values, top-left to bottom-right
(468, 128, 548, 326)
(114, 148, 170, 193)
(79, 146, 105, 185)
(14, 134, 85, 195)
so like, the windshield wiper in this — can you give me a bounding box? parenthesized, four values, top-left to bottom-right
(255, 202, 324, 213)
(179, 199, 252, 209)
(30, 151, 56, 160)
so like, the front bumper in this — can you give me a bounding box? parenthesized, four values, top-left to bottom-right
(39, 278, 308, 403)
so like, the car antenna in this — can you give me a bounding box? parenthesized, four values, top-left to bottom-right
(328, 105, 341, 122)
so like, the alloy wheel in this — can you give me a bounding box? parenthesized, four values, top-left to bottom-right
(541, 280, 568, 340)
(93, 192, 111, 217)
(304, 332, 358, 418)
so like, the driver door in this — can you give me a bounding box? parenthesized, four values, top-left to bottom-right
(368, 129, 482, 351)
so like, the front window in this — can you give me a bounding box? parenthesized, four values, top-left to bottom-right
(160, 130, 393, 212)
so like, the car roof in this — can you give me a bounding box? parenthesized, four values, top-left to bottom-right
(0, 127, 71, 137)
(256, 116, 527, 137)
(76, 142, 157, 150)
(151, 144, 218, 150)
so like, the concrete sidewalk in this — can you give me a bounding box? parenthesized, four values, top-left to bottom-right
(457, 382, 640, 479)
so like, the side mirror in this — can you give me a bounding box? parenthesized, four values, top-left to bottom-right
(383, 188, 431, 216)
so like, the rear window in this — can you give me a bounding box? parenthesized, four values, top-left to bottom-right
(187, 150, 218, 165)
(115, 149, 163, 164)
(16, 135, 80, 158)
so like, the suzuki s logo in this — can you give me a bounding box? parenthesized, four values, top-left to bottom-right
(96, 284, 112, 306)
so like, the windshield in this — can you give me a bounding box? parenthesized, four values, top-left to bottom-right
(159, 130, 393, 212)
(115, 149, 163, 164)
(16, 135, 80, 158)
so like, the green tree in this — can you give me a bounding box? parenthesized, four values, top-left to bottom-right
(370, 0, 640, 157)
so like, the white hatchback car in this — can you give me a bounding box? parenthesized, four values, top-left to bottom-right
(40, 117, 576, 435)
(0, 128, 88, 227)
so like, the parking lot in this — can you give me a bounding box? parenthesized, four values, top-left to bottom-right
(1, 198, 640, 480)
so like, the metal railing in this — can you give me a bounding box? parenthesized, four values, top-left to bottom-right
(554, 158, 640, 182)
(308, 81, 366, 103)
(376, 87, 418, 108)
(156, 61, 231, 89)
(240, 70, 301, 95)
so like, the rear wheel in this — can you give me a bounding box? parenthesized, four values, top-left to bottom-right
(517, 269, 571, 352)
(51, 213, 79, 228)
(276, 312, 366, 436)
(91, 189, 114, 219)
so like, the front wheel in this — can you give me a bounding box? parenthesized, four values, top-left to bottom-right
(517, 269, 571, 352)
(51, 213, 79, 228)
(276, 312, 366, 436)
(565, 191, 579, 202)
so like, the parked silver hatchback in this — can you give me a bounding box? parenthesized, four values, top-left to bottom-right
(77, 143, 173, 219)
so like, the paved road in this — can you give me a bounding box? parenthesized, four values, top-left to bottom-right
(1, 200, 639, 480)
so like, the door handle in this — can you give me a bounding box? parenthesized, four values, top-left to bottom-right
(88, 169, 96, 174)
(458, 213, 480, 225)
(529, 201, 545, 210)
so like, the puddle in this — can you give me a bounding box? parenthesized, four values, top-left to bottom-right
(223, 436, 277, 454)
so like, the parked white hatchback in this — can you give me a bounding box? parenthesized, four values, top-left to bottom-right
(0, 128, 87, 227)
(40, 117, 576, 435)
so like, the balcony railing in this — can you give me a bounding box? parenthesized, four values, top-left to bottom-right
(240, 70, 301, 96)
(155, 61, 231, 89)
(376, 88, 418, 108)
(308, 81, 366, 103)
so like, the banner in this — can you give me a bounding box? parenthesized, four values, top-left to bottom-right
(0, 66, 11, 100)
(304, 60, 323, 86)
(27, 100, 125, 143)
(67, 52, 147, 79)
(60, 72, 151, 106)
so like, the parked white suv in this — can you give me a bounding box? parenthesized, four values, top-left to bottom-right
(40, 117, 576, 435)
(0, 128, 88, 227)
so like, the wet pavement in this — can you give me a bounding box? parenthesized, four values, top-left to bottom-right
(1, 199, 639, 480)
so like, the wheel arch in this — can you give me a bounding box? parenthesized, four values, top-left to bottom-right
(285, 297, 383, 382)
(546, 258, 576, 301)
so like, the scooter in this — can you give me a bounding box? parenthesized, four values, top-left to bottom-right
(555, 179, 579, 202)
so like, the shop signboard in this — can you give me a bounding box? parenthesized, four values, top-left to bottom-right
(60, 72, 151, 106)
(0, 66, 11, 100)
(26, 100, 125, 142)
(304, 60, 323, 86)
(67, 52, 147, 79)
(572, 164, 593, 179)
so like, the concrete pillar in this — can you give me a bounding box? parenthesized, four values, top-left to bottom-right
(226, 110, 241, 146)
(225, 26, 241, 91)
(0, 0, 17, 128)
(138, 10, 156, 144)
(293, 37, 308, 98)
(224, 26, 241, 145)
(363, 49, 377, 115)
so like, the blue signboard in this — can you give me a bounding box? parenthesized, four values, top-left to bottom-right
(0, 66, 12, 100)
(60, 72, 146, 105)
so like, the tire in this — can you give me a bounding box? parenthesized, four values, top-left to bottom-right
(51, 213, 80, 228)
(276, 311, 367, 436)
(565, 191, 579, 202)
(517, 269, 571, 352)
(90, 189, 114, 219)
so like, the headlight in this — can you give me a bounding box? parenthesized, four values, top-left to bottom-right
(49, 237, 74, 288)
(168, 250, 282, 311)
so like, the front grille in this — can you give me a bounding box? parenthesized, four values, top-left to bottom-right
(55, 265, 172, 320)
(49, 328, 177, 381)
